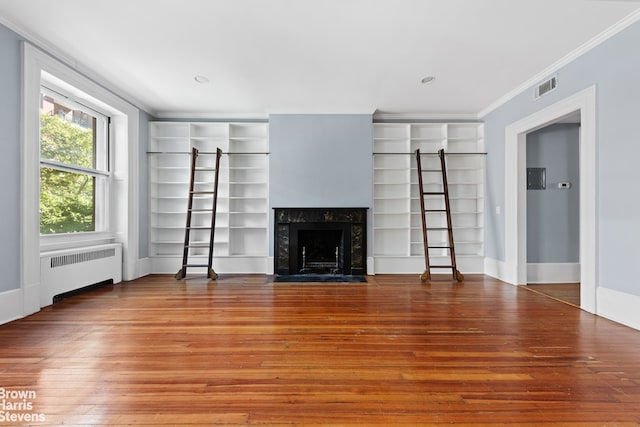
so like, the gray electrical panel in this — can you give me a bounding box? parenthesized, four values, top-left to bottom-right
(527, 167, 546, 190)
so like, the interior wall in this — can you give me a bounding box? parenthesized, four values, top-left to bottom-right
(268, 114, 373, 257)
(483, 18, 640, 297)
(0, 22, 151, 298)
(0, 24, 23, 292)
(526, 123, 580, 263)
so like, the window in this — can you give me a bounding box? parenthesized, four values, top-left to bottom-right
(23, 43, 140, 287)
(39, 86, 110, 234)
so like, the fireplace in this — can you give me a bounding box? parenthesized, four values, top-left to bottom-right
(274, 208, 367, 277)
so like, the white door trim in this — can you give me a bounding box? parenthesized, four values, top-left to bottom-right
(504, 86, 597, 313)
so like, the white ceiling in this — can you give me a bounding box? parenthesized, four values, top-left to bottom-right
(1, 0, 639, 118)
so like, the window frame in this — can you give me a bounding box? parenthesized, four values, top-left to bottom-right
(22, 41, 141, 311)
(39, 84, 112, 235)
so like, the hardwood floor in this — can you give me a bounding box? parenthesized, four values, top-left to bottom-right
(522, 283, 581, 307)
(1, 274, 640, 426)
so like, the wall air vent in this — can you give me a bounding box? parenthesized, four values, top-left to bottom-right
(534, 75, 558, 99)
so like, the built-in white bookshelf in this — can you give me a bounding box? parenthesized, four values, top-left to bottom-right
(373, 123, 485, 274)
(148, 121, 269, 274)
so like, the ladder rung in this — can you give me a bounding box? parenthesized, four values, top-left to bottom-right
(178, 147, 221, 279)
(416, 148, 460, 281)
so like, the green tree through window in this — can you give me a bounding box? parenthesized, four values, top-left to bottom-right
(40, 112, 96, 234)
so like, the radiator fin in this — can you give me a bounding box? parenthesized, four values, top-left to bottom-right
(50, 248, 116, 268)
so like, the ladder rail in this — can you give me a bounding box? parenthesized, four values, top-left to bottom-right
(206, 147, 223, 278)
(176, 147, 199, 280)
(415, 148, 464, 282)
(415, 149, 432, 281)
(438, 149, 462, 281)
(175, 147, 222, 280)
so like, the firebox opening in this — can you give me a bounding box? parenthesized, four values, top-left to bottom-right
(273, 208, 367, 278)
(298, 229, 344, 274)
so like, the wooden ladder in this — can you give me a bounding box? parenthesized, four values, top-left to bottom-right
(175, 147, 222, 280)
(415, 148, 464, 282)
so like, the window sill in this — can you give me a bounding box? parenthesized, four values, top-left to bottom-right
(40, 232, 116, 253)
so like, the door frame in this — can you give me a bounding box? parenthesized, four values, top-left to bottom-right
(504, 86, 597, 313)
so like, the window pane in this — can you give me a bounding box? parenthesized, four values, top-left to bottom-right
(40, 167, 95, 234)
(40, 93, 95, 169)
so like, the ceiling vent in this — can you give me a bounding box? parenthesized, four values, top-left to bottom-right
(534, 75, 558, 99)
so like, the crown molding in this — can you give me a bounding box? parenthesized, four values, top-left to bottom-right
(153, 111, 269, 121)
(478, 8, 640, 118)
(155, 111, 380, 120)
(373, 112, 479, 122)
(0, 16, 154, 115)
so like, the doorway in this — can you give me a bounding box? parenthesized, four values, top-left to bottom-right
(525, 119, 581, 306)
(504, 86, 597, 314)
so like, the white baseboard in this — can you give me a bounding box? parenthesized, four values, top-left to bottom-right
(527, 263, 580, 283)
(367, 257, 375, 275)
(150, 256, 269, 275)
(23, 282, 40, 315)
(136, 257, 151, 278)
(0, 288, 25, 325)
(484, 257, 512, 284)
(0, 281, 41, 326)
(597, 287, 640, 331)
(372, 256, 484, 275)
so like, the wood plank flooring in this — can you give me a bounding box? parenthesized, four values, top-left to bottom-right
(524, 283, 581, 307)
(1, 274, 640, 426)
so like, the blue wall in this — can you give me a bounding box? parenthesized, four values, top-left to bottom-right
(269, 114, 373, 256)
(483, 20, 640, 296)
(526, 124, 580, 263)
(0, 25, 23, 292)
(269, 114, 373, 208)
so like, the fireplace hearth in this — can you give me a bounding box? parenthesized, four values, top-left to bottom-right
(274, 208, 367, 279)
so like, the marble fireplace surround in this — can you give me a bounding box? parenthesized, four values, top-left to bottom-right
(273, 208, 367, 276)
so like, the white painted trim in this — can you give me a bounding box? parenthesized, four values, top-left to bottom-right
(150, 256, 270, 275)
(526, 263, 580, 284)
(0, 16, 153, 114)
(0, 289, 24, 325)
(21, 42, 141, 320)
(597, 287, 640, 331)
(266, 257, 275, 275)
(154, 111, 269, 121)
(136, 257, 152, 279)
(504, 86, 597, 313)
(483, 257, 510, 284)
(479, 9, 640, 118)
(367, 256, 375, 275)
(373, 113, 479, 122)
(23, 282, 40, 315)
(372, 256, 484, 275)
(21, 43, 43, 320)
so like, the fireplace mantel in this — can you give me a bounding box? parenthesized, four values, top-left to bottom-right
(273, 208, 367, 276)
